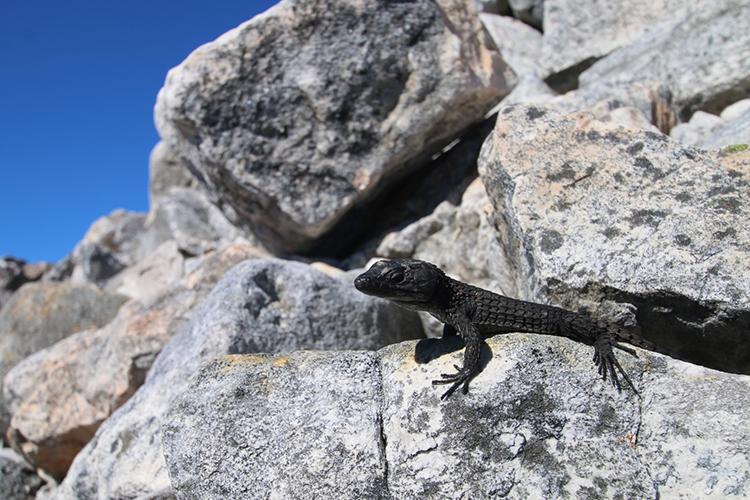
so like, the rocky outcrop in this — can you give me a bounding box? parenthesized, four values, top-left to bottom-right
(51, 259, 423, 499)
(3, 244, 269, 480)
(0, 447, 44, 500)
(162, 335, 750, 499)
(148, 141, 199, 212)
(0, 258, 50, 313)
(154, 0, 514, 253)
(478, 105, 750, 373)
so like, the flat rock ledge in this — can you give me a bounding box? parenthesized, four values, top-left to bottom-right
(163, 335, 750, 500)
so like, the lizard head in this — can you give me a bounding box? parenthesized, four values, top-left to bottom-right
(354, 259, 444, 303)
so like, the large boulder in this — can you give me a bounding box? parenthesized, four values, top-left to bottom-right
(52, 259, 423, 499)
(3, 244, 269, 480)
(162, 334, 750, 499)
(154, 0, 514, 253)
(478, 104, 750, 374)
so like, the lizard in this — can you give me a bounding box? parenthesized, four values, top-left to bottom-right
(354, 258, 671, 399)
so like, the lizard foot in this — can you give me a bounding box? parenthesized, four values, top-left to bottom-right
(433, 364, 476, 399)
(593, 340, 636, 393)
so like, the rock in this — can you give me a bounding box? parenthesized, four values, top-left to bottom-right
(3, 244, 269, 480)
(51, 258, 423, 499)
(377, 177, 514, 297)
(139, 187, 258, 257)
(541, 0, 689, 80)
(599, 106, 660, 133)
(0, 282, 127, 437)
(111, 240, 185, 302)
(495, 71, 557, 108)
(163, 352, 386, 499)
(720, 98, 750, 123)
(148, 141, 199, 212)
(162, 334, 750, 499)
(154, 0, 514, 253)
(703, 108, 750, 151)
(480, 14, 548, 78)
(472, 0, 510, 15)
(508, 0, 543, 29)
(579, 0, 750, 116)
(0, 257, 50, 313)
(478, 104, 750, 374)
(69, 242, 128, 287)
(669, 110, 726, 148)
(0, 447, 44, 500)
(76, 209, 149, 272)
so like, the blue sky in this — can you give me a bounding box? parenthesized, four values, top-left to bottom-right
(0, 0, 278, 263)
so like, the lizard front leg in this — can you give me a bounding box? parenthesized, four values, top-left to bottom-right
(433, 314, 482, 399)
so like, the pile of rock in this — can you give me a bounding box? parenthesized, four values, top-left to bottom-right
(2, 0, 749, 498)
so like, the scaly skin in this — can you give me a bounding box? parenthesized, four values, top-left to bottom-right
(355, 259, 669, 399)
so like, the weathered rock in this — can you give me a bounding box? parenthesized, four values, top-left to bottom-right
(480, 13, 548, 78)
(599, 106, 660, 133)
(478, 104, 750, 374)
(377, 177, 514, 297)
(496, 72, 557, 108)
(155, 0, 514, 253)
(164, 352, 386, 499)
(162, 334, 750, 499)
(75, 209, 149, 273)
(3, 244, 269, 480)
(720, 98, 750, 123)
(703, 109, 750, 151)
(0, 447, 44, 500)
(579, 0, 750, 116)
(69, 242, 128, 287)
(52, 258, 423, 499)
(669, 110, 725, 148)
(148, 141, 199, 211)
(139, 187, 257, 257)
(0, 282, 127, 436)
(0, 257, 50, 313)
(111, 240, 185, 301)
(508, 0, 543, 29)
(541, 0, 689, 79)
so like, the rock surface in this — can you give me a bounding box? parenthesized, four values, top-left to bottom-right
(155, 0, 514, 252)
(148, 141, 199, 212)
(3, 244, 269, 480)
(0, 447, 45, 500)
(0, 282, 126, 438)
(478, 105, 750, 373)
(541, 0, 689, 78)
(579, 0, 750, 116)
(52, 259, 423, 500)
(162, 334, 750, 499)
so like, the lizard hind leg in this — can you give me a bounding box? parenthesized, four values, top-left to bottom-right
(593, 337, 637, 393)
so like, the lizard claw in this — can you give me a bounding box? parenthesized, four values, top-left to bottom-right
(593, 340, 636, 393)
(433, 366, 476, 399)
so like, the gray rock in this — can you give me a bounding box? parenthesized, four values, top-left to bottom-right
(52, 259, 423, 500)
(703, 108, 750, 151)
(139, 187, 258, 257)
(0, 447, 44, 500)
(541, 0, 689, 77)
(579, 0, 750, 116)
(76, 209, 149, 271)
(669, 110, 726, 148)
(720, 98, 750, 122)
(110, 240, 185, 301)
(478, 104, 750, 374)
(480, 14, 548, 78)
(148, 141, 199, 212)
(3, 244, 270, 480)
(154, 0, 514, 253)
(162, 334, 750, 499)
(495, 71, 557, 108)
(0, 282, 127, 438)
(508, 0, 544, 29)
(0, 257, 50, 313)
(164, 352, 386, 499)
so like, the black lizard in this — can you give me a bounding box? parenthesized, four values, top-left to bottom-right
(354, 258, 671, 399)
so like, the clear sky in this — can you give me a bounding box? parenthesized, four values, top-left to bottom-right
(0, 0, 279, 263)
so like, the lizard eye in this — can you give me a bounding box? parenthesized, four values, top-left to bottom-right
(386, 269, 404, 283)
